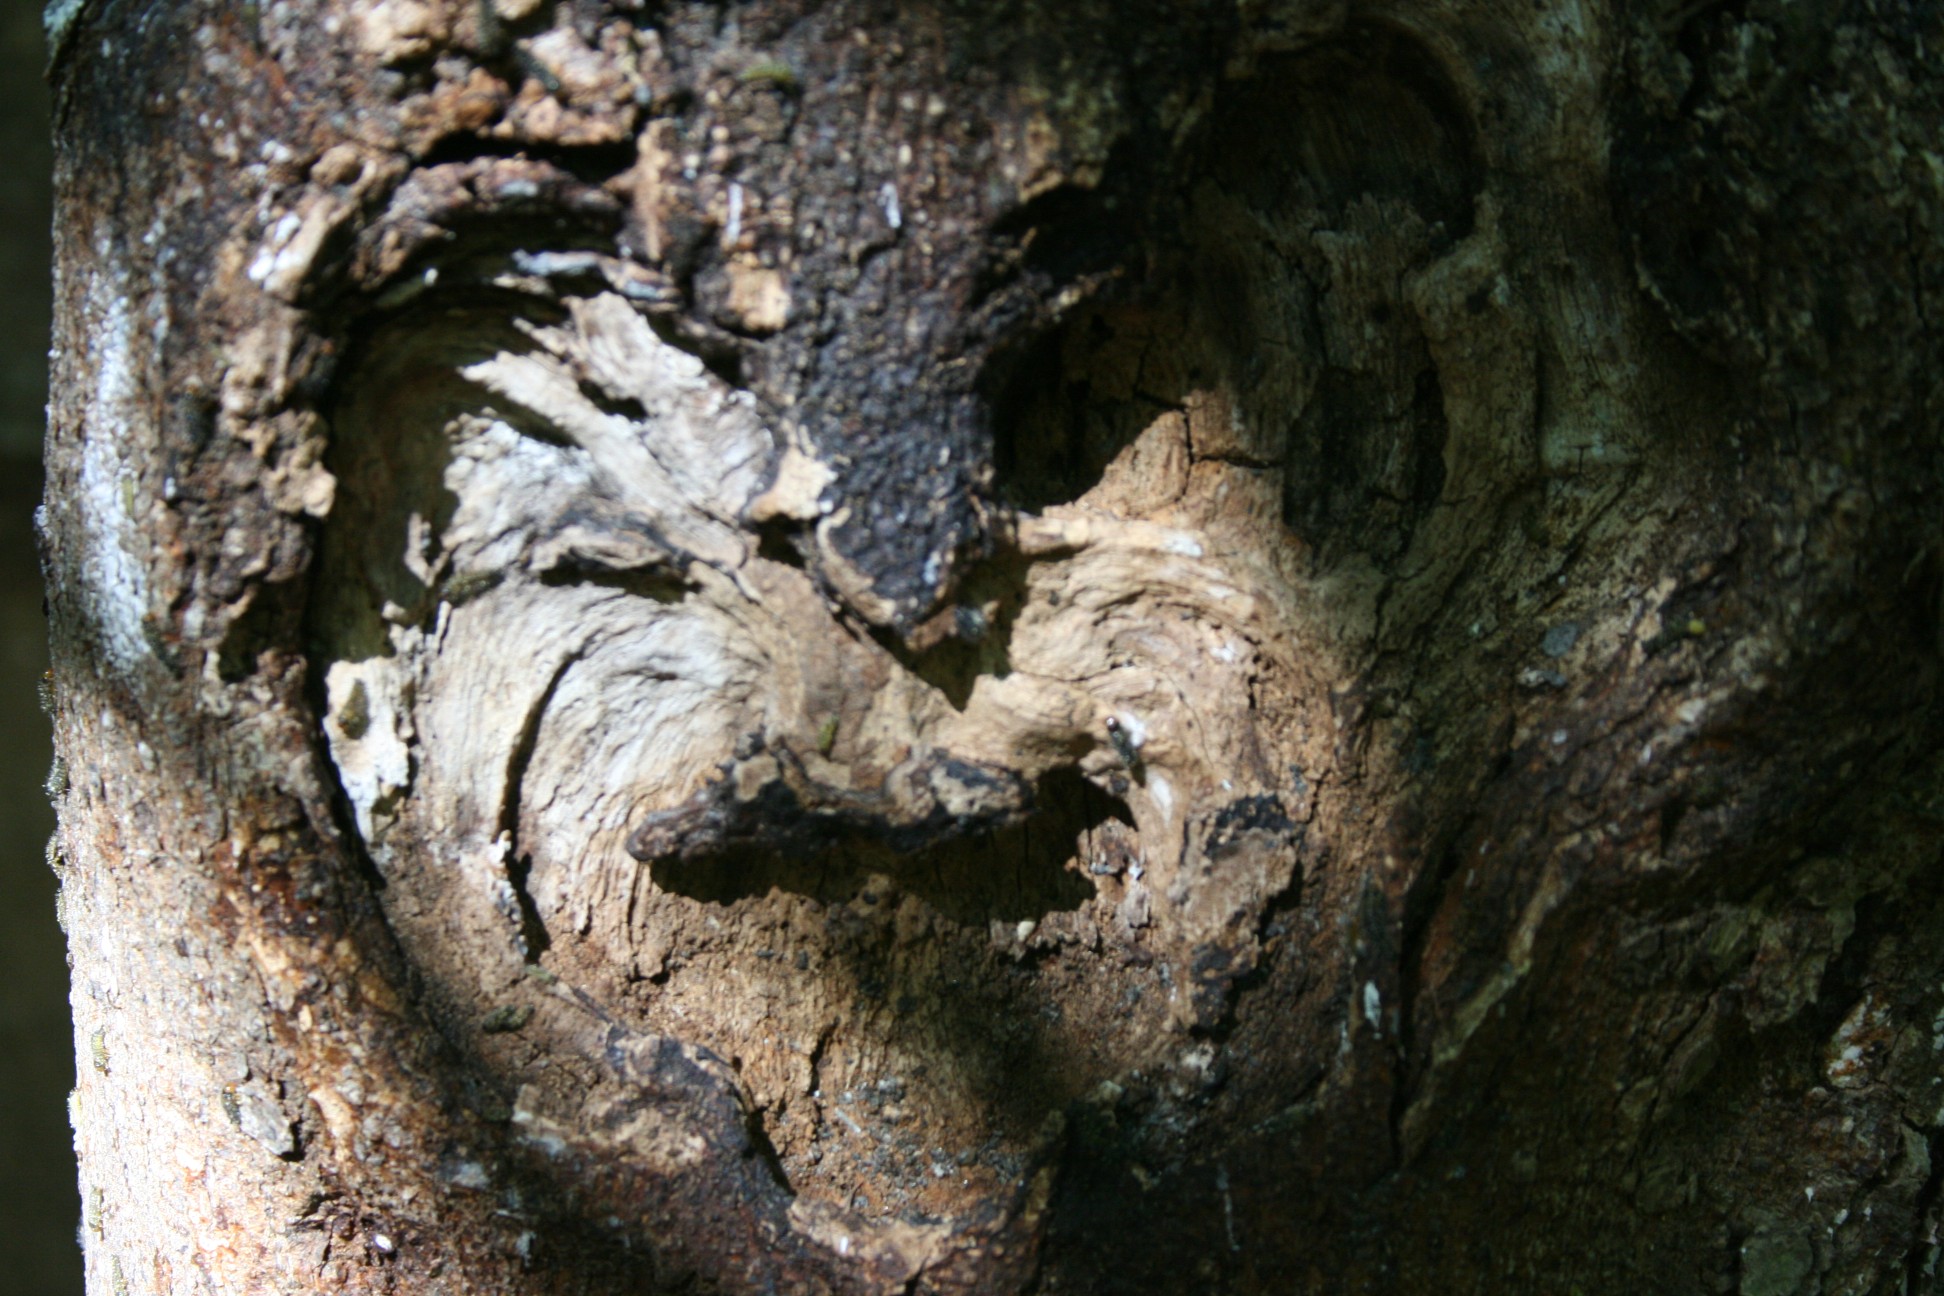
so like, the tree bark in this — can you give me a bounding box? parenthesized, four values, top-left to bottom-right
(41, 0, 1944, 1291)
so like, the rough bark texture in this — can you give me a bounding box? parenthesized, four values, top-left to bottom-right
(41, 0, 1944, 1291)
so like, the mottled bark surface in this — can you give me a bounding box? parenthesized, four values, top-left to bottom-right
(41, 0, 1944, 1291)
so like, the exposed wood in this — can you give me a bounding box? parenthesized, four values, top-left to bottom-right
(40, 0, 1944, 1291)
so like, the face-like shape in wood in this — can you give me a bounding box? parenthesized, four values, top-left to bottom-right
(315, 275, 1335, 1219)
(301, 8, 1623, 1238)
(39, 0, 1938, 1279)
(285, 0, 1922, 1271)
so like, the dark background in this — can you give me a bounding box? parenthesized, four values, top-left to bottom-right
(1, 1, 78, 1293)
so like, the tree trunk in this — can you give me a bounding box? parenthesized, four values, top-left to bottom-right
(41, 0, 1944, 1290)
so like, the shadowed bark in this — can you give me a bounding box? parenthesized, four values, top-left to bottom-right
(41, 0, 1944, 1291)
